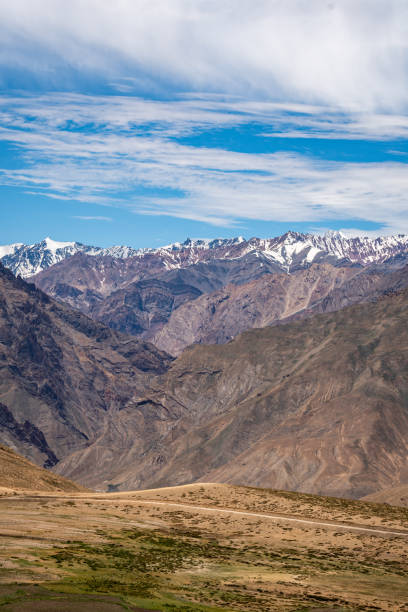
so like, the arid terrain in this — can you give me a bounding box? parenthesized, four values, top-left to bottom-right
(363, 484, 408, 508)
(2, 0, 408, 605)
(0, 445, 86, 493)
(1, 482, 408, 611)
(3, 259, 408, 498)
(32, 244, 408, 356)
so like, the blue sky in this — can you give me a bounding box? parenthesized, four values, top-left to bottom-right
(1, 0, 408, 248)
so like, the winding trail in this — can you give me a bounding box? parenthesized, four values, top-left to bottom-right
(135, 499, 408, 538)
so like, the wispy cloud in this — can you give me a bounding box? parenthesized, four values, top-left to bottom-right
(1, 94, 408, 141)
(0, 93, 407, 234)
(1, 1, 408, 111)
(73, 215, 112, 221)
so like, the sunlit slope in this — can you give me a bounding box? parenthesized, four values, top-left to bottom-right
(0, 445, 87, 492)
(363, 484, 408, 508)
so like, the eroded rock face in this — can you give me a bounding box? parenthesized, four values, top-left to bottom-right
(56, 287, 408, 499)
(151, 263, 358, 354)
(152, 260, 408, 355)
(0, 263, 173, 470)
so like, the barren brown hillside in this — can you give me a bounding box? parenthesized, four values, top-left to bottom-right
(3, 258, 408, 499)
(57, 288, 408, 498)
(0, 445, 86, 492)
(363, 484, 408, 507)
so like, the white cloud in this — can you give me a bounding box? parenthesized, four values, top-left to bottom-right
(0, 93, 407, 235)
(0, 1, 408, 111)
(73, 216, 112, 221)
(1, 93, 408, 141)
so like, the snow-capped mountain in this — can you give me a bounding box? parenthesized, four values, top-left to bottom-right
(0, 238, 99, 278)
(0, 236, 247, 277)
(310, 231, 408, 265)
(0, 237, 141, 278)
(0, 242, 23, 259)
(241, 231, 408, 270)
(2, 232, 408, 278)
(131, 231, 408, 271)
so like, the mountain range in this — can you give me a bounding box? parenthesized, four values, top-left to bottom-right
(1, 246, 408, 498)
(5, 231, 404, 356)
(3, 231, 408, 278)
(0, 237, 137, 278)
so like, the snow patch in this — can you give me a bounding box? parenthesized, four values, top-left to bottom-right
(43, 237, 76, 251)
(0, 243, 23, 258)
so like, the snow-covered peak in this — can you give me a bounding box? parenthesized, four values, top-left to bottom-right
(42, 237, 76, 251)
(150, 236, 245, 252)
(97, 245, 138, 258)
(323, 230, 347, 239)
(0, 238, 99, 278)
(309, 232, 408, 264)
(0, 243, 23, 259)
(2, 231, 408, 278)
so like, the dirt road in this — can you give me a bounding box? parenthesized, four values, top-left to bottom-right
(135, 498, 408, 538)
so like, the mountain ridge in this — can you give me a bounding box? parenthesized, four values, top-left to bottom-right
(3, 230, 408, 278)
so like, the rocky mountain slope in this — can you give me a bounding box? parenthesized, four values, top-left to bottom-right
(0, 262, 172, 472)
(0, 444, 86, 492)
(3, 259, 408, 499)
(76, 253, 291, 337)
(34, 251, 408, 356)
(29, 248, 293, 341)
(152, 258, 408, 354)
(26, 232, 408, 355)
(56, 287, 408, 498)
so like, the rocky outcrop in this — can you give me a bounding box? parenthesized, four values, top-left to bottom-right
(0, 402, 58, 468)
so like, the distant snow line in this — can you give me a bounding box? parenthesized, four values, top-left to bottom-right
(135, 499, 408, 538)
